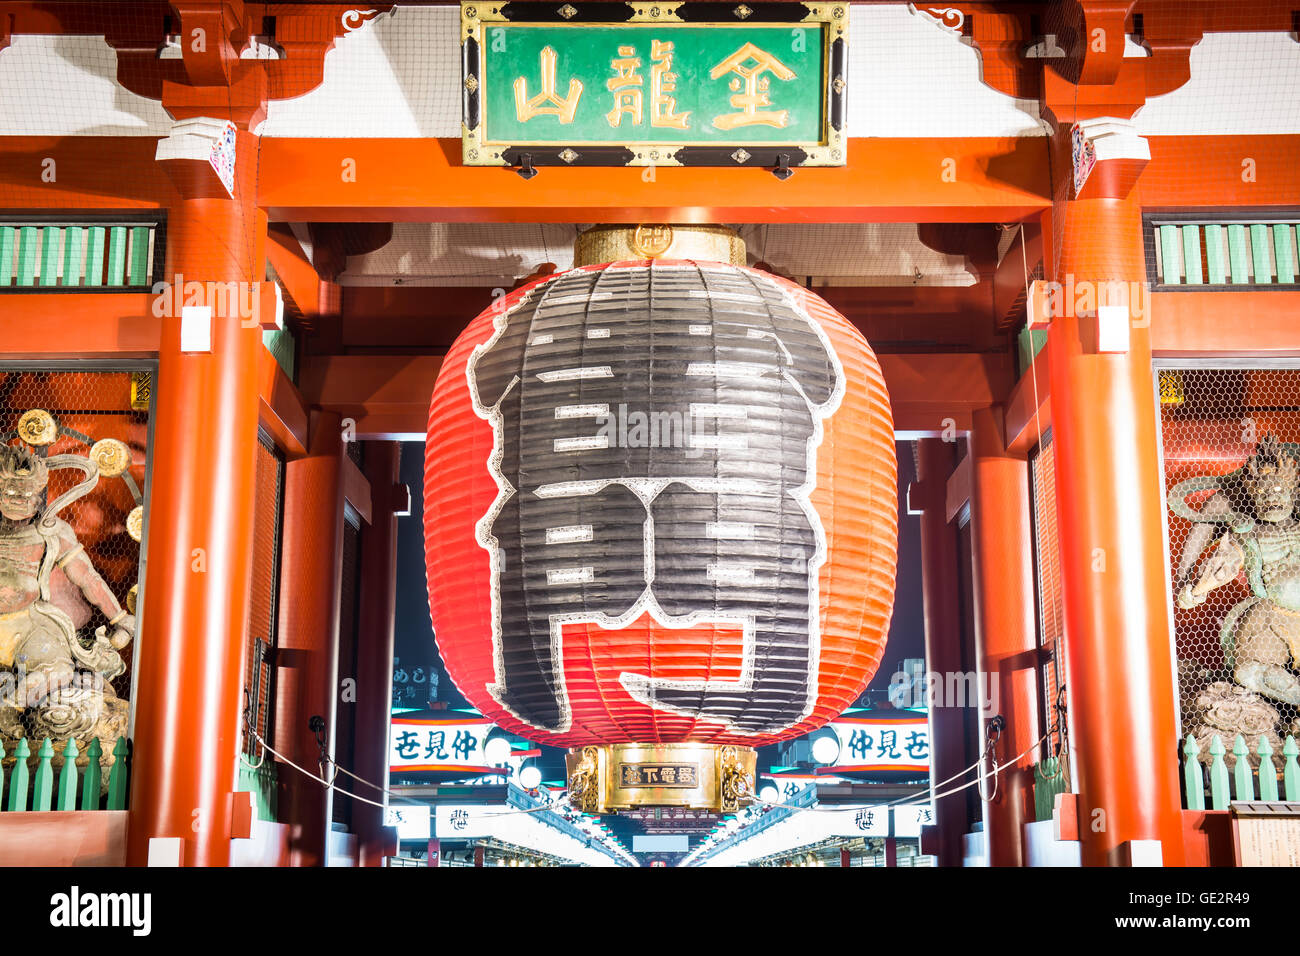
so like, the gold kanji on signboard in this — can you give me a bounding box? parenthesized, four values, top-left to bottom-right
(605, 45, 644, 127)
(514, 46, 584, 123)
(710, 42, 796, 130)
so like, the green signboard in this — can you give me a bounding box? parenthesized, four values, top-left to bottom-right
(461, 2, 847, 171)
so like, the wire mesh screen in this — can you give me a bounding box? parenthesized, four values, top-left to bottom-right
(0, 368, 149, 782)
(1029, 432, 1067, 743)
(1162, 367, 1300, 767)
(244, 431, 283, 757)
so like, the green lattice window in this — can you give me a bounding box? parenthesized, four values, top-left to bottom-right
(1149, 217, 1299, 288)
(0, 218, 163, 291)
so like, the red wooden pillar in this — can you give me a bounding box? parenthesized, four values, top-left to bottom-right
(274, 410, 347, 866)
(127, 143, 266, 867)
(1046, 197, 1185, 866)
(355, 442, 402, 867)
(840, 847, 850, 868)
(884, 837, 898, 867)
(969, 406, 1041, 866)
(913, 438, 968, 868)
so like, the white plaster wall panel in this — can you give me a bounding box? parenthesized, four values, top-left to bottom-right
(339, 222, 976, 287)
(1134, 32, 1300, 135)
(738, 223, 974, 285)
(257, 6, 461, 137)
(846, 5, 1047, 137)
(5, 10, 1297, 140)
(0, 35, 172, 136)
(340, 222, 582, 286)
(264, 4, 1048, 139)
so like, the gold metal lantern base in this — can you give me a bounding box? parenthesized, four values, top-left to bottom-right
(565, 743, 757, 814)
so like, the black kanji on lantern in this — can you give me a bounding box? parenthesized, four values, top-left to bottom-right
(469, 264, 843, 735)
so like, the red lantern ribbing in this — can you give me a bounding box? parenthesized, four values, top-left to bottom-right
(425, 237, 896, 811)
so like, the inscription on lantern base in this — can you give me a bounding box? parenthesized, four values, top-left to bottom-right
(567, 742, 756, 813)
(619, 763, 698, 788)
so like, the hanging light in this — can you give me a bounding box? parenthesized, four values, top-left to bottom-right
(518, 763, 542, 791)
(484, 731, 513, 766)
(424, 227, 898, 817)
(810, 728, 841, 765)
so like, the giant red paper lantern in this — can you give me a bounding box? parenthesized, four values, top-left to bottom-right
(424, 257, 897, 753)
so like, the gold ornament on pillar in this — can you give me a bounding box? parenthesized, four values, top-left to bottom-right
(16, 409, 57, 447)
(126, 506, 145, 543)
(89, 439, 132, 478)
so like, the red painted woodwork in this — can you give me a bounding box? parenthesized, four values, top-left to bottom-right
(127, 172, 266, 865)
(1047, 196, 1185, 866)
(1152, 292, 1300, 357)
(914, 439, 969, 868)
(274, 411, 347, 866)
(1004, 341, 1052, 456)
(355, 442, 401, 867)
(424, 263, 898, 748)
(969, 406, 1040, 867)
(256, 137, 1051, 224)
(0, 294, 158, 357)
(0, 812, 128, 867)
(258, 347, 310, 458)
(1181, 810, 1235, 867)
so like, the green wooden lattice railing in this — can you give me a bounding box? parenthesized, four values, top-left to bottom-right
(0, 736, 130, 812)
(0, 223, 157, 289)
(1182, 733, 1300, 810)
(1154, 221, 1299, 287)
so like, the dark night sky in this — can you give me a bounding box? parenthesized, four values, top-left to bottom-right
(392, 439, 926, 714)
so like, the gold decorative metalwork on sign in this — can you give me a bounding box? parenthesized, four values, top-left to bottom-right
(719, 744, 754, 812)
(89, 439, 131, 478)
(17, 409, 57, 446)
(568, 745, 601, 812)
(564, 742, 757, 812)
(574, 224, 745, 266)
(126, 505, 144, 543)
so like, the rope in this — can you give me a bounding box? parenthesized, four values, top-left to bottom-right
(748, 724, 1063, 815)
(250, 728, 569, 819)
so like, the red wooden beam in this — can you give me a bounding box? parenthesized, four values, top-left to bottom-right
(0, 293, 159, 357)
(257, 136, 1051, 223)
(257, 346, 309, 458)
(1151, 291, 1300, 357)
(1004, 342, 1051, 456)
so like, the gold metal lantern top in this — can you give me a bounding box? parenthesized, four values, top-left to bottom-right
(574, 224, 746, 267)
